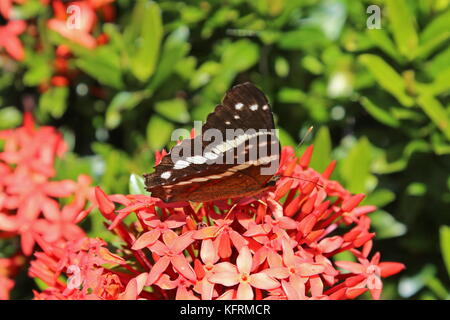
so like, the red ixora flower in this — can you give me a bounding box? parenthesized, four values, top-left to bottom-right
(0, 20, 26, 61)
(47, 0, 114, 49)
(28, 141, 404, 300)
(0, 114, 94, 298)
(1, 114, 404, 300)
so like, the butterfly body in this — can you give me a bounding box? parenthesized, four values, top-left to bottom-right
(144, 82, 280, 203)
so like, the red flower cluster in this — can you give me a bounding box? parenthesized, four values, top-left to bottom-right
(0, 113, 94, 299)
(29, 144, 404, 300)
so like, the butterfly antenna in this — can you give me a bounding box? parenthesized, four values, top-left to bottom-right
(296, 126, 314, 150)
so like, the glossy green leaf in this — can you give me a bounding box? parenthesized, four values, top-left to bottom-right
(155, 99, 190, 123)
(425, 276, 449, 300)
(278, 28, 328, 50)
(386, 0, 418, 60)
(417, 94, 450, 141)
(76, 46, 123, 89)
(0, 107, 22, 129)
(340, 136, 373, 193)
(148, 27, 190, 92)
(222, 40, 259, 72)
(427, 46, 450, 77)
(427, 68, 450, 96)
(39, 86, 69, 119)
(127, 1, 163, 82)
(364, 188, 396, 207)
(420, 9, 450, 44)
(277, 88, 306, 103)
(360, 96, 400, 128)
(105, 91, 147, 129)
(359, 54, 414, 107)
(365, 29, 402, 62)
(23, 53, 52, 86)
(310, 126, 331, 172)
(278, 128, 296, 147)
(275, 56, 289, 78)
(370, 210, 407, 239)
(146, 115, 174, 150)
(399, 265, 436, 298)
(129, 173, 147, 195)
(439, 225, 450, 278)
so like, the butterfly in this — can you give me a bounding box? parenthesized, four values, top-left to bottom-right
(144, 82, 280, 203)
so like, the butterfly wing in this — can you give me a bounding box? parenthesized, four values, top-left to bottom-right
(144, 82, 280, 202)
(149, 165, 274, 203)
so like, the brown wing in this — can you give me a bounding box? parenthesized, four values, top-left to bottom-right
(149, 165, 274, 203)
(144, 82, 280, 202)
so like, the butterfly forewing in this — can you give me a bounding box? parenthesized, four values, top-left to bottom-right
(144, 82, 280, 203)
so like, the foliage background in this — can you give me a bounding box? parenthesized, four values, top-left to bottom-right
(1, 0, 450, 299)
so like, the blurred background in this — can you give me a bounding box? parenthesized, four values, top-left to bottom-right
(0, 0, 450, 299)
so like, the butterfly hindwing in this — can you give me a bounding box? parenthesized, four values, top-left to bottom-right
(149, 164, 274, 203)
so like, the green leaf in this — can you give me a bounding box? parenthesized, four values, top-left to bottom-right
(370, 210, 407, 239)
(277, 88, 306, 103)
(420, 9, 450, 44)
(417, 94, 450, 141)
(427, 46, 450, 77)
(23, 52, 52, 86)
(372, 139, 431, 174)
(310, 126, 331, 172)
(386, 0, 418, 60)
(0, 107, 22, 129)
(365, 188, 396, 207)
(129, 174, 147, 195)
(431, 132, 450, 155)
(222, 40, 259, 72)
(155, 98, 190, 123)
(105, 91, 147, 129)
(54, 153, 92, 181)
(358, 54, 414, 107)
(426, 68, 450, 96)
(76, 46, 123, 89)
(278, 28, 328, 50)
(127, 1, 163, 82)
(406, 182, 427, 196)
(275, 56, 289, 78)
(39, 86, 69, 119)
(360, 96, 400, 128)
(146, 115, 174, 150)
(278, 128, 296, 147)
(365, 29, 402, 63)
(340, 136, 373, 193)
(416, 31, 450, 60)
(91, 142, 131, 194)
(426, 276, 449, 300)
(34, 278, 49, 291)
(439, 225, 450, 278)
(399, 264, 436, 298)
(148, 27, 190, 92)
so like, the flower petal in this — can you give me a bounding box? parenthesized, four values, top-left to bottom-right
(249, 272, 280, 290)
(146, 256, 171, 285)
(236, 246, 253, 275)
(237, 282, 254, 300)
(132, 229, 161, 250)
(171, 254, 197, 282)
(208, 272, 239, 287)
